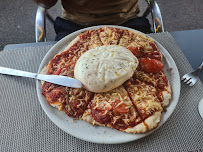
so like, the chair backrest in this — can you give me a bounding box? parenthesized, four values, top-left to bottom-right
(35, 0, 164, 42)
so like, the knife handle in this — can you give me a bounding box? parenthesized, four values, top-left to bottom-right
(0, 67, 36, 78)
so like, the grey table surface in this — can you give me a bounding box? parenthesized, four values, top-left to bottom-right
(3, 29, 203, 83)
(170, 29, 203, 83)
(1, 31, 203, 152)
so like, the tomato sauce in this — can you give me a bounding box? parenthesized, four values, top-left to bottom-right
(90, 103, 112, 125)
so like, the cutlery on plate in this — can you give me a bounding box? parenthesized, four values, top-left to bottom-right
(181, 62, 203, 86)
(0, 66, 82, 88)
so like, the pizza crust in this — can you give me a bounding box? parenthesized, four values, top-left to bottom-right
(124, 122, 147, 133)
(82, 108, 106, 127)
(161, 82, 172, 107)
(144, 111, 161, 130)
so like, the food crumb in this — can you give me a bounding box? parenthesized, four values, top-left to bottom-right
(72, 119, 77, 123)
(163, 108, 167, 113)
(167, 68, 173, 72)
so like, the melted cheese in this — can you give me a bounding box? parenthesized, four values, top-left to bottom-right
(99, 26, 120, 45)
(128, 83, 162, 112)
(74, 45, 139, 93)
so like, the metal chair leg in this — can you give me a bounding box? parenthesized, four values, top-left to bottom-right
(35, 6, 46, 42)
(150, 0, 164, 33)
(143, 0, 164, 33)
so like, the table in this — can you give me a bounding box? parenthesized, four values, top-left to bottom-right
(1, 30, 203, 152)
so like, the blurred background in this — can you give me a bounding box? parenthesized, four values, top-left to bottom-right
(0, 0, 203, 50)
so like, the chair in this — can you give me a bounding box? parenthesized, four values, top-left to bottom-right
(35, 0, 164, 42)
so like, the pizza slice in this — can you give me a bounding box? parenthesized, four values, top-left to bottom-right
(133, 70, 171, 107)
(42, 82, 68, 111)
(119, 29, 163, 61)
(42, 82, 93, 118)
(124, 79, 163, 130)
(82, 86, 147, 133)
(64, 87, 93, 118)
(78, 29, 103, 50)
(98, 26, 124, 45)
(118, 28, 139, 48)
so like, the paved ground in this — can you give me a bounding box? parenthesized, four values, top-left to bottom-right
(0, 0, 203, 50)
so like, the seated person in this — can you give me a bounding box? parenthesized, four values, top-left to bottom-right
(34, 0, 152, 40)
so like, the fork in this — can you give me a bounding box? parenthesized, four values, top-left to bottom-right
(181, 62, 203, 86)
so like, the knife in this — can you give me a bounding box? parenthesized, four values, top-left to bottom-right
(0, 66, 82, 88)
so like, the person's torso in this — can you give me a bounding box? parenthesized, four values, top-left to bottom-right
(61, 0, 140, 26)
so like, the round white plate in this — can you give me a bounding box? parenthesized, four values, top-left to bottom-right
(36, 25, 180, 144)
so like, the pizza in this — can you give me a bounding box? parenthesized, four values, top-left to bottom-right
(41, 26, 172, 133)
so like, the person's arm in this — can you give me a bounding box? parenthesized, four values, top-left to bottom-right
(34, 0, 58, 9)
